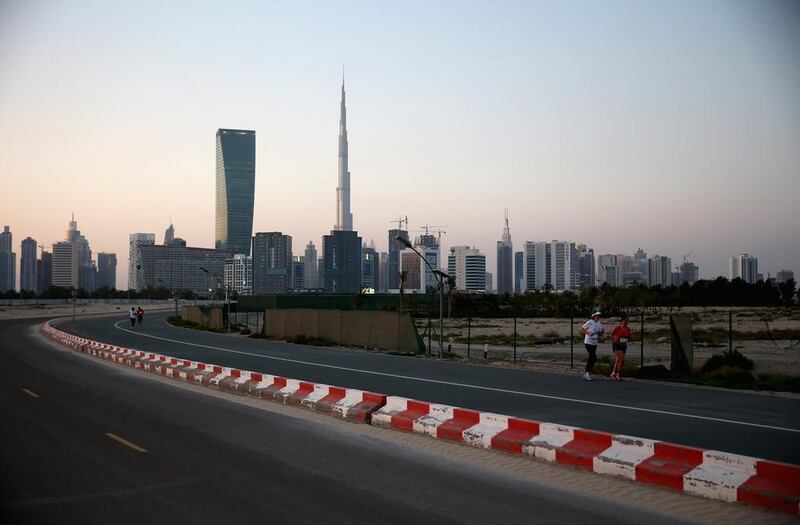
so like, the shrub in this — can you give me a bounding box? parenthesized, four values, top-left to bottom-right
(703, 365, 755, 386)
(700, 351, 754, 374)
(239, 327, 251, 335)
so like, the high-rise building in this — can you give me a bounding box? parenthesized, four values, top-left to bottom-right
(575, 244, 596, 288)
(164, 223, 175, 245)
(777, 270, 794, 283)
(397, 243, 439, 293)
(335, 78, 353, 232)
(97, 253, 117, 289)
(678, 261, 699, 285)
(224, 254, 253, 295)
(496, 212, 513, 295)
(378, 252, 389, 292)
(414, 233, 441, 291)
(322, 230, 362, 293)
(303, 241, 319, 289)
(20, 237, 37, 292)
(139, 244, 234, 296)
(128, 233, 155, 291)
(51, 242, 73, 288)
(361, 243, 379, 291)
(215, 128, 256, 255)
(485, 272, 493, 293)
(514, 251, 524, 294)
(292, 256, 305, 290)
(80, 263, 97, 293)
(37, 251, 52, 294)
(447, 246, 486, 292)
(597, 254, 619, 286)
(648, 255, 672, 287)
(522, 241, 576, 291)
(0, 226, 16, 293)
(387, 228, 409, 290)
(252, 232, 293, 294)
(729, 254, 758, 284)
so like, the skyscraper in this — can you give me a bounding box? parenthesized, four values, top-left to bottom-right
(387, 228, 409, 290)
(37, 251, 52, 294)
(292, 256, 305, 290)
(335, 78, 353, 231)
(164, 223, 175, 245)
(496, 211, 513, 295)
(304, 241, 318, 289)
(252, 232, 293, 294)
(648, 255, 672, 287)
(514, 251, 523, 294)
(129, 233, 155, 291)
(215, 129, 256, 255)
(322, 230, 362, 293)
(447, 246, 486, 292)
(0, 226, 16, 293)
(224, 254, 253, 295)
(20, 237, 37, 292)
(361, 243, 379, 291)
(729, 254, 758, 284)
(522, 241, 577, 291)
(97, 252, 117, 289)
(51, 241, 73, 289)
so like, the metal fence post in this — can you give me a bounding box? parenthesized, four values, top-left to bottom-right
(570, 308, 574, 369)
(640, 309, 645, 366)
(427, 310, 432, 355)
(513, 316, 517, 363)
(467, 316, 471, 359)
(729, 310, 733, 354)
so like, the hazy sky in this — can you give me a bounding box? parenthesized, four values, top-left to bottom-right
(1, 0, 798, 289)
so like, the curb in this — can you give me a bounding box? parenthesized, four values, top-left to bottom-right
(42, 320, 800, 515)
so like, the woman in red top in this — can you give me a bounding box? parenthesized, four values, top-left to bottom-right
(610, 314, 632, 381)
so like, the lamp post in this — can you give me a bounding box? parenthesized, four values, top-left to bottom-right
(396, 236, 450, 357)
(200, 267, 229, 333)
(157, 278, 179, 319)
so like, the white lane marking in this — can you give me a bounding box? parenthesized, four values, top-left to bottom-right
(110, 321, 800, 434)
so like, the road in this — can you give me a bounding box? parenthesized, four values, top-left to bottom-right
(62, 311, 800, 464)
(0, 316, 724, 524)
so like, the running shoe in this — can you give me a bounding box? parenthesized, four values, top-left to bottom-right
(582, 372, 592, 381)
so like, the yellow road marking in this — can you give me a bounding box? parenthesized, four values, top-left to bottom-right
(22, 388, 40, 398)
(104, 432, 148, 453)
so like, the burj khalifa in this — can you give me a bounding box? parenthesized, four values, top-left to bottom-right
(335, 78, 353, 231)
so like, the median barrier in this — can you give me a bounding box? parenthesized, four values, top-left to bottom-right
(41, 319, 800, 516)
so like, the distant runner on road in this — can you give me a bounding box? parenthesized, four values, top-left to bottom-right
(136, 306, 144, 326)
(580, 311, 603, 381)
(610, 314, 632, 381)
(128, 307, 137, 328)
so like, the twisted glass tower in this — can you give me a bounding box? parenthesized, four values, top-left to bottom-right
(215, 129, 255, 255)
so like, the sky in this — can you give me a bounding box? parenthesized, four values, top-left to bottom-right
(1, 0, 798, 289)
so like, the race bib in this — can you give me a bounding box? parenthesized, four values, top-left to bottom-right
(619, 337, 629, 343)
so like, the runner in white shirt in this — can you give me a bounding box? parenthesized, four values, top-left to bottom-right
(580, 311, 603, 380)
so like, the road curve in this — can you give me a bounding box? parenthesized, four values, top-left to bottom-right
(62, 311, 800, 463)
(0, 316, 719, 524)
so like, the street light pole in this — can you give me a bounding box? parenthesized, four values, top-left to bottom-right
(396, 236, 450, 358)
(200, 267, 230, 333)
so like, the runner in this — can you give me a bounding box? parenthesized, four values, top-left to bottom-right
(610, 314, 632, 380)
(136, 306, 144, 326)
(580, 311, 603, 381)
(128, 307, 137, 328)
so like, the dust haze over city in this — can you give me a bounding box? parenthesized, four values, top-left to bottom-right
(1, 1, 798, 288)
(2, 1, 800, 524)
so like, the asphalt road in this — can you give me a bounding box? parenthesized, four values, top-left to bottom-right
(62, 312, 800, 463)
(1, 317, 700, 524)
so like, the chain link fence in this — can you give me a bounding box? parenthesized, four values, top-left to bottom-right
(412, 307, 800, 377)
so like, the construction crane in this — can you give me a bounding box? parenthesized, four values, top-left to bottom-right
(412, 225, 447, 246)
(682, 250, 694, 264)
(389, 216, 408, 231)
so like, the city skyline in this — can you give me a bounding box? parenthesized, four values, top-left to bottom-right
(2, 1, 799, 288)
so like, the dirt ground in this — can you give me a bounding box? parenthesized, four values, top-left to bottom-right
(0, 303, 173, 320)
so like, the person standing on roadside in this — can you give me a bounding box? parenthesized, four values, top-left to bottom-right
(129, 307, 137, 328)
(136, 306, 144, 326)
(610, 314, 632, 380)
(580, 311, 603, 381)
